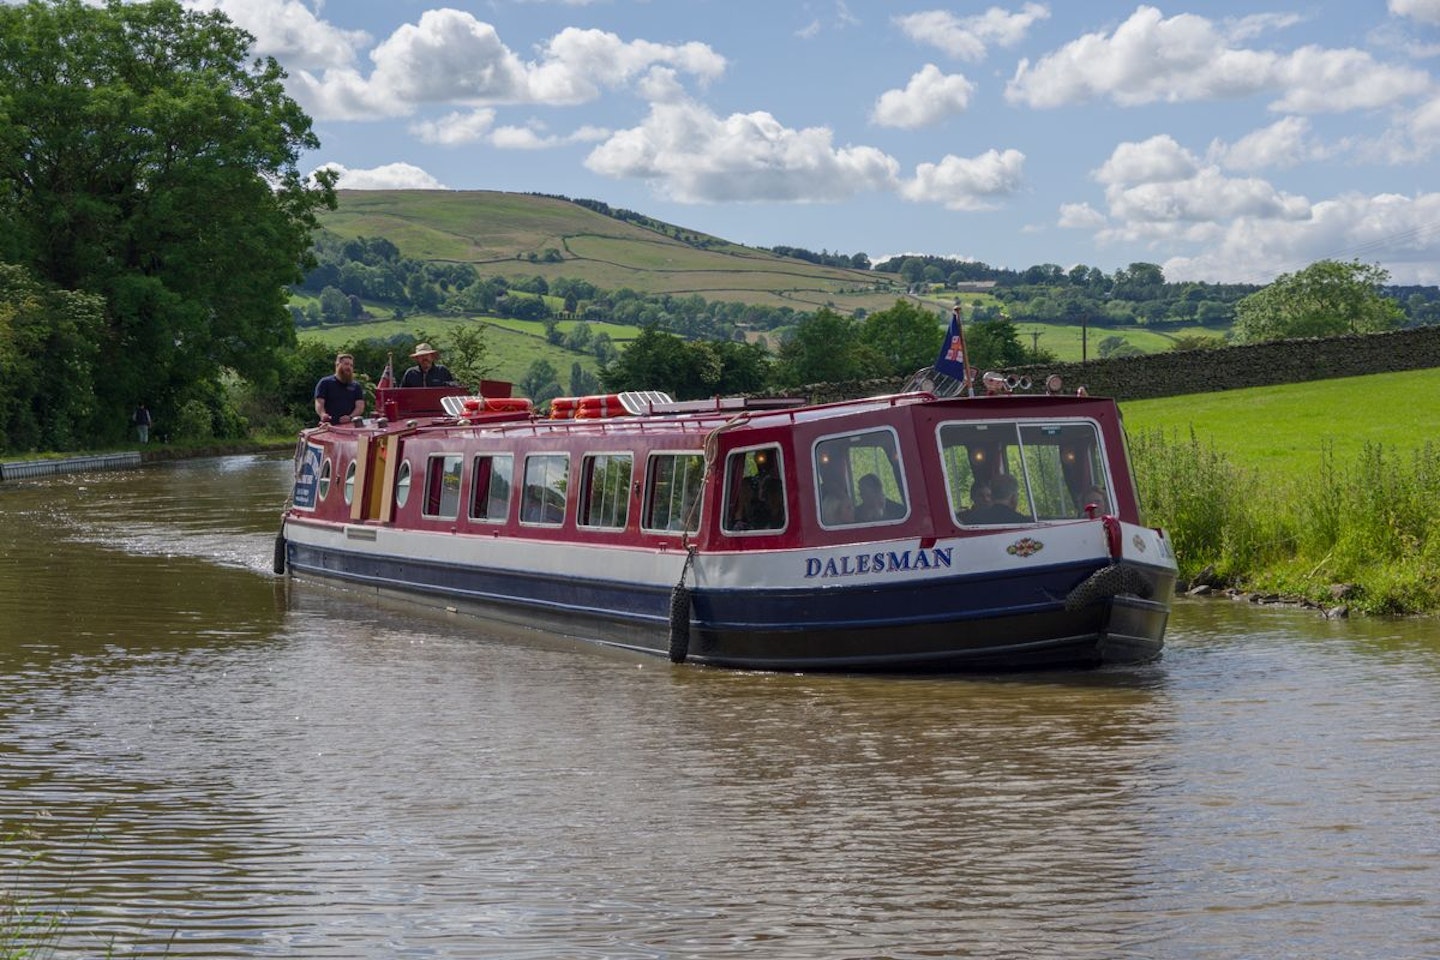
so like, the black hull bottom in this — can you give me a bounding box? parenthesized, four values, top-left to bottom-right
(286, 542, 1170, 673)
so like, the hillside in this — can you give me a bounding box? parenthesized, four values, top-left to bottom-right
(319, 190, 905, 314)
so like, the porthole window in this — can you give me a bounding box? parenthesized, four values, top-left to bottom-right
(395, 460, 412, 508)
(343, 460, 358, 505)
(318, 458, 333, 500)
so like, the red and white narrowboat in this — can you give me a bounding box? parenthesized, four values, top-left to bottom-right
(278, 379, 1176, 671)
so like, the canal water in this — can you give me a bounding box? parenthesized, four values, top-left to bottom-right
(1, 456, 1437, 959)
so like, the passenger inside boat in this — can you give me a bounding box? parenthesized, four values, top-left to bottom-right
(854, 473, 904, 522)
(962, 473, 1030, 524)
(726, 448, 786, 531)
(1077, 484, 1109, 517)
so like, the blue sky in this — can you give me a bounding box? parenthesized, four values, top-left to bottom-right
(177, 2, 1440, 283)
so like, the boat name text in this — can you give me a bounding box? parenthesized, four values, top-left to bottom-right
(804, 547, 952, 579)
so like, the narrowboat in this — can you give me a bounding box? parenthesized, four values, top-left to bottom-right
(278, 378, 1176, 671)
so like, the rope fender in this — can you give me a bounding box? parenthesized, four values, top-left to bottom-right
(1064, 564, 1152, 612)
(669, 545, 698, 663)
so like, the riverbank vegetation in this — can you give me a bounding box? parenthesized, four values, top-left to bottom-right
(1123, 368, 1440, 614)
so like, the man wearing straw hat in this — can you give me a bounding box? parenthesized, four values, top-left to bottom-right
(400, 342, 456, 387)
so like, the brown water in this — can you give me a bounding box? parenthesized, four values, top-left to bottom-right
(1, 455, 1438, 959)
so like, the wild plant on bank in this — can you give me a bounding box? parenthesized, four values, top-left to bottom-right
(1130, 430, 1440, 613)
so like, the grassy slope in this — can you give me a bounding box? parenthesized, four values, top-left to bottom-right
(1120, 367, 1440, 481)
(321, 190, 905, 314)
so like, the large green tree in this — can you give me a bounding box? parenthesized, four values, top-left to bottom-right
(1233, 259, 1404, 343)
(858, 299, 944, 377)
(600, 326, 771, 400)
(0, 0, 336, 443)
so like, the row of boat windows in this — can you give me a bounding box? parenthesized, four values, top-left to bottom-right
(311, 418, 1112, 533)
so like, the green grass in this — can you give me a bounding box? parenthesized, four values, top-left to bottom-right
(1121, 368, 1440, 482)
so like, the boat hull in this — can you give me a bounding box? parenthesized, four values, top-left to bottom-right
(284, 530, 1172, 672)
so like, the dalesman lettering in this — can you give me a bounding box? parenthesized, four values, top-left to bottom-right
(804, 547, 953, 579)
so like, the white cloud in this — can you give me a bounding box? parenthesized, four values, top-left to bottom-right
(1094, 134, 1197, 186)
(1058, 202, 1107, 229)
(410, 109, 498, 146)
(1390, 0, 1440, 25)
(1164, 191, 1440, 284)
(1270, 46, 1431, 113)
(1208, 116, 1326, 171)
(314, 161, 448, 190)
(1104, 167, 1311, 226)
(1223, 12, 1303, 43)
(490, 123, 612, 150)
(871, 65, 975, 129)
(895, 4, 1050, 62)
(1006, 5, 1429, 113)
(290, 11, 726, 121)
(181, 0, 369, 69)
(898, 148, 1026, 210)
(584, 100, 899, 203)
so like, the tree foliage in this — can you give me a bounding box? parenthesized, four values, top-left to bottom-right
(0, 0, 335, 444)
(600, 326, 771, 400)
(858, 300, 944, 377)
(0, 263, 106, 451)
(1232, 260, 1404, 343)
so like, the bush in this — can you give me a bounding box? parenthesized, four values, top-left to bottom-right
(172, 399, 214, 443)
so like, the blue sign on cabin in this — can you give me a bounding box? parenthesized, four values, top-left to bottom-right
(292, 443, 325, 511)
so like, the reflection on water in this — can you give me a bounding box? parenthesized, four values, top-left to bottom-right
(0, 457, 1437, 958)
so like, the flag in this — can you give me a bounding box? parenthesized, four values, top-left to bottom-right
(377, 352, 394, 390)
(934, 308, 969, 383)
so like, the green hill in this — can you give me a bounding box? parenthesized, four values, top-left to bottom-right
(319, 190, 905, 314)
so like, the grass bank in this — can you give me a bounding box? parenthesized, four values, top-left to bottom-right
(1122, 368, 1440, 614)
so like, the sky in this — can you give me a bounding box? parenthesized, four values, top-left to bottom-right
(59, 1, 1440, 283)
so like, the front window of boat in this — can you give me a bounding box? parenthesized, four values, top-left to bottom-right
(469, 454, 513, 523)
(580, 453, 632, 530)
(343, 460, 357, 505)
(644, 453, 705, 533)
(722, 446, 786, 534)
(813, 429, 908, 528)
(521, 454, 569, 526)
(318, 458, 332, 500)
(423, 454, 464, 519)
(938, 420, 1108, 526)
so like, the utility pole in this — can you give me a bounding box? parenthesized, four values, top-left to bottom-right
(1029, 330, 1041, 361)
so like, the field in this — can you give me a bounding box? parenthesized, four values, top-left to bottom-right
(1120, 367, 1440, 481)
(320, 190, 905, 314)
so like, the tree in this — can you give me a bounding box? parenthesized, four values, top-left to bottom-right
(0, 263, 105, 451)
(963, 317, 1030, 372)
(0, 0, 336, 443)
(519, 359, 563, 406)
(1233, 259, 1404, 343)
(773, 308, 878, 388)
(859, 300, 943, 377)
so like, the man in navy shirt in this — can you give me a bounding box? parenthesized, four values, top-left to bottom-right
(313, 352, 365, 425)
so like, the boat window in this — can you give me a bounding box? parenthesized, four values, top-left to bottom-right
(938, 420, 1108, 526)
(343, 460, 357, 506)
(644, 453, 705, 533)
(318, 458, 332, 500)
(520, 454, 569, 526)
(580, 453, 633, 530)
(722, 446, 786, 534)
(468, 454, 513, 523)
(423, 454, 464, 519)
(395, 460, 412, 509)
(813, 429, 908, 528)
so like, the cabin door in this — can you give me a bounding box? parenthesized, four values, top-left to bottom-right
(349, 434, 401, 522)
